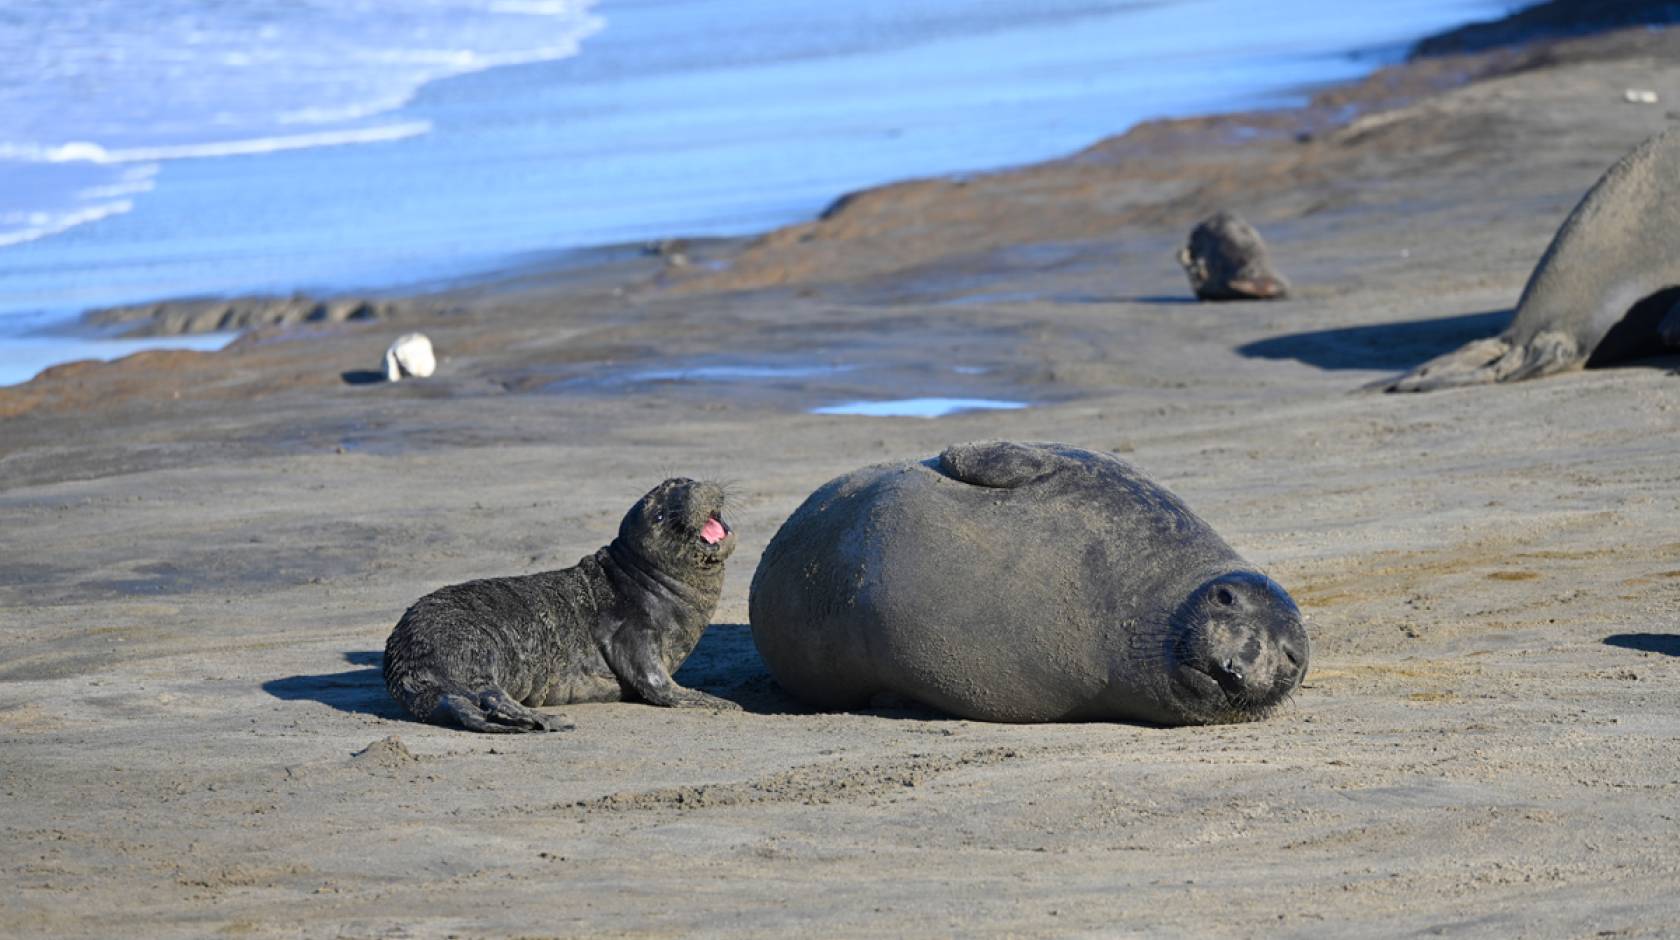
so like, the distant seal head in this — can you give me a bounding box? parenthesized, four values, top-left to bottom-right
(1177, 211, 1291, 301)
(748, 441, 1308, 725)
(383, 478, 738, 733)
(1385, 128, 1680, 391)
(383, 332, 435, 381)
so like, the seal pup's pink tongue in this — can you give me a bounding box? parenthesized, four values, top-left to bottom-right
(701, 517, 727, 544)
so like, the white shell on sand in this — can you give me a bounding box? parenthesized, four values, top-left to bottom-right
(382, 333, 436, 381)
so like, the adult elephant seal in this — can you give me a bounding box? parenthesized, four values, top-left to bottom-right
(749, 442, 1308, 725)
(384, 478, 739, 733)
(1385, 128, 1680, 391)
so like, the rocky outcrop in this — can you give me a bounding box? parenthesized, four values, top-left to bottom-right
(83, 294, 413, 337)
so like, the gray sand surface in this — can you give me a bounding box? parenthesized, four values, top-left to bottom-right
(3, 26, 1679, 939)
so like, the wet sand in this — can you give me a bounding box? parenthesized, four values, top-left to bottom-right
(4, 17, 1680, 940)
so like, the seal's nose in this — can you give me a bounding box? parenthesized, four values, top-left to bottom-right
(1207, 619, 1307, 702)
(1210, 655, 1247, 693)
(1277, 630, 1308, 684)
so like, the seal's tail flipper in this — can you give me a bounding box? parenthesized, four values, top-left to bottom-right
(939, 441, 1073, 488)
(432, 689, 575, 734)
(1373, 331, 1581, 393)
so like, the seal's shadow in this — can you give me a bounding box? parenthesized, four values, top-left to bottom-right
(1127, 295, 1200, 305)
(263, 635, 818, 720)
(676, 624, 816, 716)
(263, 651, 405, 719)
(681, 624, 953, 720)
(1237, 309, 1512, 371)
(1585, 286, 1680, 367)
(1603, 633, 1680, 658)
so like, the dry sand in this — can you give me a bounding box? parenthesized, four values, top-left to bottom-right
(3, 21, 1679, 940)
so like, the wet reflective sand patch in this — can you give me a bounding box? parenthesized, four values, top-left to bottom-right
(810, 398, 1028, 418)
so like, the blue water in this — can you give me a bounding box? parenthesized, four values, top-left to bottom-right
(0, 0, 1509, 384)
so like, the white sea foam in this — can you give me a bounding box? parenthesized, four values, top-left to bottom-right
(0, 201, 136, 249)
(490, 1, 589, 14)
(0, 123, 434, 167)
(0, 0, 602, 251)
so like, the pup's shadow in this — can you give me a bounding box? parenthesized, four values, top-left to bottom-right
(1237, 308, 1512, 372)
(263, 650, 405, 719)
(1603, 633, 1680, 658)
(340, 370, 386, 385)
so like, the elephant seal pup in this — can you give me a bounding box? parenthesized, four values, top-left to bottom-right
(1385, 128, 1680, 391)
(384, 478, 738, 733)
(749, 442, 1308, 725)
(1177, 211, 1290, 301)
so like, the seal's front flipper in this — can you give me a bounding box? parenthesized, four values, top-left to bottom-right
(1377, 331, 1581, 392)
(664, 688, 742, 710)
(604, 629, 742, 711)
(939, 441, 1073, 488)
(435, 689, 574, 733)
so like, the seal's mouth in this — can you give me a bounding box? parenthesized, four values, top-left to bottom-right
(1172, 663, 1222, 699)
(700, 514, 730, 545)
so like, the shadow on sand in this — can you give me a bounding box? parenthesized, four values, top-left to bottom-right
(1603, 633, 1680, 658)
(263, 651, 405, 719)
(1237, 309, 1512, 372)
(680, 624, 953, 720)
(262, 629, 910, 722)
(1126, 295, 1200, 305)
(340, 369, 386, 385)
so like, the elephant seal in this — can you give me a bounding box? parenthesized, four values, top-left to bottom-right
(1177, 211, 1290, 301)
(748, 442, 1308, 725)
(384, 478, 738, 733)
(1385, 128, 1680, 391)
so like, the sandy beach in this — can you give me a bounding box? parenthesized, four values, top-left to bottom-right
(4, 8, 1680, 938)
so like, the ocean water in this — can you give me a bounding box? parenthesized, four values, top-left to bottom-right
(0, 0, 1508, 383)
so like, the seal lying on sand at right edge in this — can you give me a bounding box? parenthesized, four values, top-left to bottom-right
(384, 478, 739, 733)
(1384, 128, 1680, 391)
(749, 441, 1308, 725)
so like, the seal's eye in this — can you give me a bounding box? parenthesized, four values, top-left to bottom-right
(1214, 586, 1236, 607)
(654, 510, 664, 523)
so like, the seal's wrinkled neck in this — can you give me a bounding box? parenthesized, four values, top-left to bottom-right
(601, 539, 720, 609)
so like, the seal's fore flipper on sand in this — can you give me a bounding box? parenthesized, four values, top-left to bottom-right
(938, 441, 1074, 488)
(1376, 331, 1581, 392)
